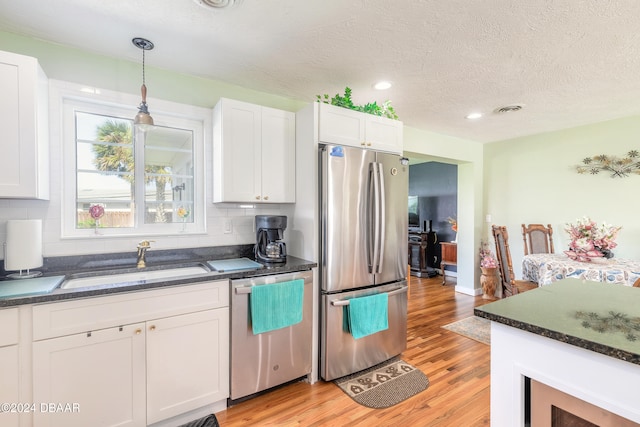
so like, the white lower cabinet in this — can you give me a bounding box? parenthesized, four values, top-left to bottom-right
(0, 308, 19, 427)
(146, 309, 229, 424)
(31, 281, 229, 427)
(32, 323, 147, 427)
(0, 346, 20, 427)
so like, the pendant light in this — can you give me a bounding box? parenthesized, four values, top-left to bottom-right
(132, 37, 154, 125)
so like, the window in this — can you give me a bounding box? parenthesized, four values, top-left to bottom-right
(58, 82, 206, 238)
(75, 112, 135, 229)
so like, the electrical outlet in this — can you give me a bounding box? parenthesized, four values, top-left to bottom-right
(223, 218, 233, 234)
(485, 214, 492, 223)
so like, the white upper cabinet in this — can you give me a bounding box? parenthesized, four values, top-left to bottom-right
(317, 103, 403, 154)
(213, 98, 295, 203)
(0, 50, 49, 199)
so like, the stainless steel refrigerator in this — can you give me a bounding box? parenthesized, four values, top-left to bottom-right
(319, 144, 409, 381)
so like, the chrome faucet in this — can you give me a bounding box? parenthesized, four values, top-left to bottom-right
(136, 240, 153, 268)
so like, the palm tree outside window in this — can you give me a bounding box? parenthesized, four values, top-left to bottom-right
(75, 111, 195, 230)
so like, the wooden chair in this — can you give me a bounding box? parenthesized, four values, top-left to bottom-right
(492, 225, 538, 297)
(634, 278, 640, 288)
(521, 223, 554, 255)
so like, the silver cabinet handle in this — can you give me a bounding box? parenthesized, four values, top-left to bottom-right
(235, 286, 252, 295)
(330, 286, 407, 306)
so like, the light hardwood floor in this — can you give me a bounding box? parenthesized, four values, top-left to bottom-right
(216, 274, 491, 426)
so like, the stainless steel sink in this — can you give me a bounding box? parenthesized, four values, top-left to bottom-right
(60, 265, 210, 290)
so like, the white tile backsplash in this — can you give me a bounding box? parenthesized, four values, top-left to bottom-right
(0, 202, 266, 258)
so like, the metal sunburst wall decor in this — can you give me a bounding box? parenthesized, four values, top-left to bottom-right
(576, 150, 640, 178)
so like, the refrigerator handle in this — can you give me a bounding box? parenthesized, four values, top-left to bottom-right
(330, 285, 408, 306)
(370, 162, 381, 274)
(367, 164, 374, 272)
(376, 162, 386, 274)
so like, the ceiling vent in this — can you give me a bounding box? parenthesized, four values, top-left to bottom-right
(193, 0, 243, 9)
(493, 105, 523, 114)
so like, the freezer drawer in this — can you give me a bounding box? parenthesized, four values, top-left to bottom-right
(230, 270, 313, 400)
(320, 281, 408, 381)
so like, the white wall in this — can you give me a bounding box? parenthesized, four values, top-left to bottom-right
(484, 116, 640, 278)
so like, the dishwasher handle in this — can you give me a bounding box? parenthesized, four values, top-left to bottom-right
(235, 286, 252, 295)
(234, 281, 307, 295)
(330, 286, 407, 307)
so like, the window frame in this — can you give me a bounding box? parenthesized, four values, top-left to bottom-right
(54, 80, 208, 239)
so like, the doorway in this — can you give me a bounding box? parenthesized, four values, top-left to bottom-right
(408, 161, 458, 277)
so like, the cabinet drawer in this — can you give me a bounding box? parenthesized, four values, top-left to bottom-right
(33, 280, 229, 340)
(0, 307, 19, 346)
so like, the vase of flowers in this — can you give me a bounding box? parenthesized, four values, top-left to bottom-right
(447, 216, 458, 243)
(176, 206, 190, 232)
(564, 217, 621, 262)
(89, 204, 105, 235)
(479, 241, 499, 299)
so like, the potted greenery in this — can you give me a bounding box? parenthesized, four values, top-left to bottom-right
(316, 87, 399, 120)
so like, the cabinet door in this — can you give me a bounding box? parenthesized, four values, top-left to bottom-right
(32, 324, 146, 427)
(0, 308, 19, 427)
(318, 103, 365, 148)
(318, 103, 403, 154)
(146, 308, 229, 424)
(261, 106, 295, 203)
(0, 345, 19, 427)
(213, 98, 261, 202)
(0, 50, 49, 199)
(365, 115, 403, 154)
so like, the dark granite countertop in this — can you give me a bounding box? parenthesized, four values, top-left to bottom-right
(475, 278, 640, 366)
(0, 245, 316, 307)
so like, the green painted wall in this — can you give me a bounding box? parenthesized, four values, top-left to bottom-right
(484, 116, 640, 278)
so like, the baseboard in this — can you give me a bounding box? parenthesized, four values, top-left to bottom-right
(148, 401, 226, 427)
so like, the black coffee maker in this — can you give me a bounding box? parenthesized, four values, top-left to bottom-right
(255, 215, 287, 263)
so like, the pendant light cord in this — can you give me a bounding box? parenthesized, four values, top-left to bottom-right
(132, 37, 154, 124)
(142, 49, 146, 86)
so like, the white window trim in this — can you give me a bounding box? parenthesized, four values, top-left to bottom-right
(51, 80, 208, 239)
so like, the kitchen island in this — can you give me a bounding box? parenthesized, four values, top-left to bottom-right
(475, 278, 640, 426)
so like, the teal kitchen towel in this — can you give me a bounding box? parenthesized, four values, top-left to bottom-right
(347, 292, 389, 339)
(250, 279, 304, 334)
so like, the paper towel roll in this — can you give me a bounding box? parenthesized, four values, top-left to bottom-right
(5, 220, 43, 271)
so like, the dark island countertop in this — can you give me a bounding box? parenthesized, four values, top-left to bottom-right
(0, 246, 316, 308)
(474, 278, 640, 366)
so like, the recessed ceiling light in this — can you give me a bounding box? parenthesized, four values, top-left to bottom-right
(465, 112, 483, 120)
(373, 81, 392, 90)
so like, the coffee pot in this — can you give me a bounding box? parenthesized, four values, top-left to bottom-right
(254, 215, 287, 263)
(266, 241, 283, 258)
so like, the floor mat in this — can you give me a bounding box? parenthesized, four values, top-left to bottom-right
(334, 358, 429, 409)
(178, 413, 219, 427)
(442, 316, 491, 345)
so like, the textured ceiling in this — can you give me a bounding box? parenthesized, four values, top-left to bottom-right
(1, 0, 640, 143)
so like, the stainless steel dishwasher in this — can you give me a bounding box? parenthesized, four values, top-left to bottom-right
(230, 270, 313, 401)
